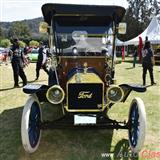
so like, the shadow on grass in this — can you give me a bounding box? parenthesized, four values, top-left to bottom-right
(0, 87, 15, 91)
(123, 60, 134, 64)
(125, 67, 135, 70)
(0, 80, 47, 92)
(146, 84, 158, 88)
(19, 79, 47, 84)
(113, 139, 139, 160)
(0, 107, 23, 160)
(125, 66, 143, 70)
(146, 84, 152, 88)
(0, 105, 132, 160)
(123, 59, 141, 66)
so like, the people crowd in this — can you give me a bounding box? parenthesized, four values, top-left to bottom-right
(0, 38, 50, 88)
(0, 36, 158, 88)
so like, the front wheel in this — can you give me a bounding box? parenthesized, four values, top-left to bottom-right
(128, 97, 146, 153)
(21, 95, 42, 153)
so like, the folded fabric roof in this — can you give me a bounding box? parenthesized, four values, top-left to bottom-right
(41, 3, 125, 25)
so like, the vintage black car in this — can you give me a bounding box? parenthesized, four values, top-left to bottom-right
(21, 3, 147, 154)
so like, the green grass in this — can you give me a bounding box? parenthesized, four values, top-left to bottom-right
(0, 59, 160, 160)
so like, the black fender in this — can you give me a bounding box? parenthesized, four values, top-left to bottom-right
(119, 84, 146, 102)
(23, 84, 49, 102)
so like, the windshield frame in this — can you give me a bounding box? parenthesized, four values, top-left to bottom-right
(52, 17, 116, 56)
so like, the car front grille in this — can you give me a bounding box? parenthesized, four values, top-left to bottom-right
(67, 83, 103, 112)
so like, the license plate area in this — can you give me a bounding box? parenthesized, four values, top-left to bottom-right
(74, 115, 96, 125)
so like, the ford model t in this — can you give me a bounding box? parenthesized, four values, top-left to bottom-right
(21, 3, 147, 154)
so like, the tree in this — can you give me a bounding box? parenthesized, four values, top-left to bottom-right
(18, 41, 26, 48)
(0, 27, 4, 39)
(127, 0, 152, 23)
(0, 27, 3, 36)
(151, 0, 160, 17)
(8, 21, 30, 40)
(29, 40, 39, 48)
(0, 39, 11, 48)
(119, 0, 159, 41)
(118, 7, 145, 41)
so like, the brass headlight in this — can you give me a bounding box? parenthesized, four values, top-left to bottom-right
(106, 85, 124, 103)
(46, 85, 65, 104)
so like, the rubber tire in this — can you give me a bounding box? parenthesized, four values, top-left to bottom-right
(21, 95, 42, 153)
(128, 97, 147, 153)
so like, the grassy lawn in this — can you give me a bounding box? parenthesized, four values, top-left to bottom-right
(0, 59, 160, 160)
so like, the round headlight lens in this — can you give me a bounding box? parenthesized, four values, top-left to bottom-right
(46, 85, 65, 104)
(107, 85, 124, 103)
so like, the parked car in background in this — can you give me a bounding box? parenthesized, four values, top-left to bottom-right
(28, 49, 39, 62)
(0, 47, 5, 53)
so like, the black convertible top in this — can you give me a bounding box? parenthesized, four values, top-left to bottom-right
(41, 3, 126, 25)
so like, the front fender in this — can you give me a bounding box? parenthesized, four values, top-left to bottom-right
(23, 84, 49, 102)
(119, 84, 146, 102)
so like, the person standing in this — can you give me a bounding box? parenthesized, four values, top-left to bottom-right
(133, 46, 138, 68)
(121, 46, 125, 62)
(142, 41, 156, 86)
(35, 42, 49, 80)
(138, 36, 143, 63)
(10, 39, 27, 88)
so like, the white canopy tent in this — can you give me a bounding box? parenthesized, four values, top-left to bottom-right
(115, 38, 124, 46)
(124, 16, 160, 45)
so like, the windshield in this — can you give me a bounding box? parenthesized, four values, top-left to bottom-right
(54, 19, 114, 56)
